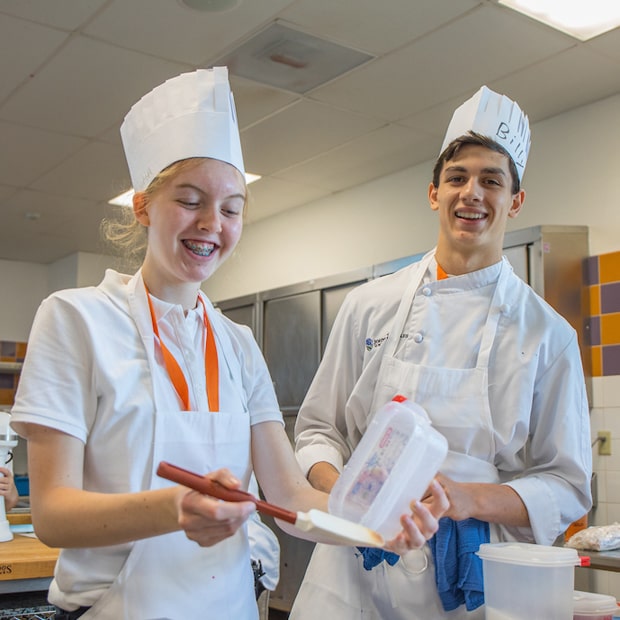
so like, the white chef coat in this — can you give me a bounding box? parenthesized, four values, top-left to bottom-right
(11, 269, 282, 615)
(292, 250, 591, 618)
(296, 251, 591, 544)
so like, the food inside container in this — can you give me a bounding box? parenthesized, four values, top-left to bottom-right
(572, 590, 618, 620)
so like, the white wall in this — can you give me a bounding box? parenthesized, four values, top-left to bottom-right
(0, 259, 47, 341)
(1, 253, 117, 341)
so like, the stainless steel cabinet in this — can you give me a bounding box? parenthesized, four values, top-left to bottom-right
(216, 271, 369, 611)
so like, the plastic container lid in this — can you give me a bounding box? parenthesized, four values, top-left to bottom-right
(573, 590, 618, 615)
(477, 542, 579, 567)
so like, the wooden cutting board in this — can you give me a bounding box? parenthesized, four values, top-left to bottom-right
(0, 533, 59, 581)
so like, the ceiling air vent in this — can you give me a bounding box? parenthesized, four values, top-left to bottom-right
(212, 21, 374, 94)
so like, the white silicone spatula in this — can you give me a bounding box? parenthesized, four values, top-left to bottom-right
(157, 461, 385, 548)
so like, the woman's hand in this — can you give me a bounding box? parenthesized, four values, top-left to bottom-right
(176, 468, 256, 548)
(0, 466, 19, 512)
(383, 478, 449, 554)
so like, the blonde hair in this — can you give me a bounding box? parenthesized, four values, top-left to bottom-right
(100, 158, 248, 269)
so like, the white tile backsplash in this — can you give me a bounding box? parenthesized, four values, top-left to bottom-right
(607, 503, 620, 524)
(607, 572, 620, 599)
(603, 375, 620, 408)
(588, 377, 620, 599)
(592, 377, 605, 409)
(603, 407, 620, 437)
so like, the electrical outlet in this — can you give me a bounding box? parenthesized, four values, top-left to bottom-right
(598, 431, 612, 456)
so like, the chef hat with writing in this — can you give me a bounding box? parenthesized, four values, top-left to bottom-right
(440, 85, 531, 181)
(121, 66, 245, 192)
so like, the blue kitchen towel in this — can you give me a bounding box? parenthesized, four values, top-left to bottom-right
(428, 517, 489, 612)
(356, 546, 400, 571)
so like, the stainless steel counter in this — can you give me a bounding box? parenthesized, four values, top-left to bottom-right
(579, 549, 620, 573)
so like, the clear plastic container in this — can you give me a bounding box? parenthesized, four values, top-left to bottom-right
(328, 394, 448, 540)
(573, 590, 618, 619)
(477, 542, 580, 620)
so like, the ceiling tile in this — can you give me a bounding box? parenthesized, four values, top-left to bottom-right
(241, 99, 383, 175)
(0, 184, 18, 203)
(31, 141, 129, 202)
(587, 26, 620, 62)
(275, 123, 439, 191)
(278, 0, 481, 55)
(490, 47, 620, 122)
(230, 76, 300, 129)
(0, 35, 188, 136)
(84, 0, 297, 66)
(0, 13, 68, 102)
(399, 96, 466, 142)
(0, 121, 87, 186)
(310, 4, 577, 121)
(0, 0, 106, 29)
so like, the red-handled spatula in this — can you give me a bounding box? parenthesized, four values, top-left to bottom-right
(157, 461, 385, 548)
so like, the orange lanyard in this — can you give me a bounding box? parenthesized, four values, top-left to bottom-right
(437, 264, 449, 280)
(145, 288, 219, 412)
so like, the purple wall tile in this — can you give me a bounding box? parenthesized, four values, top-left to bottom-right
(0, 374, 14, 389)
(601, 282, 620, 314)
(587, 316, 601, 346)
(583, 256, 599, 286)
(602, 345, 620, 376)
(0, 341, 16, 358)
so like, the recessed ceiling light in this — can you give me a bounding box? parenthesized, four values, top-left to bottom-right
(499, 0, 620, 41)
(179, 0, 241, 12)
(108, 172, 262, 208)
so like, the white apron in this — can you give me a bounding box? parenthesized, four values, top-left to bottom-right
(291, 254, 514, 620)
(83, 290, 258, 620)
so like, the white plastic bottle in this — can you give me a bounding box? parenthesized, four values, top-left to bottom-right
(328, 394, 448, 540)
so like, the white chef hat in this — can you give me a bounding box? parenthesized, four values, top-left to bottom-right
(440, 86, 531, 181)
(120, 66, 245, 192)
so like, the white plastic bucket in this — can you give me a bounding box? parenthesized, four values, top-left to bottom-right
(477, 542, 579, 620)
(573, 590, 618, 619)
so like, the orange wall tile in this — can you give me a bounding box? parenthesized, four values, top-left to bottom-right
(0, 389, 15, 405)
(599, 251, 620, 284)
(15, 342, 27, 360)
(600, 314, 620, 345)
(589, 285, 601, 316)
(591, 346, 602, 377)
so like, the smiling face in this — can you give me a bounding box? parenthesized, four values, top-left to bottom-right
(134, 158, 245, 307)
(428, 144, 525, 274)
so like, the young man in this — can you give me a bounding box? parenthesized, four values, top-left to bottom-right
(290, 86, 592, 620)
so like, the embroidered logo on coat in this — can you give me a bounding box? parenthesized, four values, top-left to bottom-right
(365, 333, 408, 351)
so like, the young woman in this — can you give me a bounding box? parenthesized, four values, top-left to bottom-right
(10, 68, 448, 619)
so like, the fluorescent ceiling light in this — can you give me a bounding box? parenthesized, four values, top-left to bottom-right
(244, 172, 261, 185)
(108, 188, 135, 208)
(499, 0, 620, 41)
(108, 172, 262, 207)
